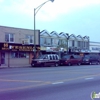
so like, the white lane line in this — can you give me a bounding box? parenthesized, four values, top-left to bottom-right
(85, 77, 94, 80)
(52, 82, 64, 85)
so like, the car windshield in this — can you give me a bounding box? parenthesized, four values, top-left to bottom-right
(83, 55, 90, 59)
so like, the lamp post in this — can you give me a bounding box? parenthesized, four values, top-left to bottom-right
(34, 0, 54, 58)
(66, 33, 70, 54)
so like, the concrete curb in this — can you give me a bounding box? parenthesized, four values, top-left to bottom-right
(0, 65, 31, 69)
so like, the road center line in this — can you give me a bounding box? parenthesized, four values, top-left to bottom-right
(52, 82, 64, 85)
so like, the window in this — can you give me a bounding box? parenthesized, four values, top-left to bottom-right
(46, 38, 51, 45)
(49, 55, 52, 60)
(11, 52, 19, 58)
(19, 52, 27, 58)
(40, 37, 47, 45)
(40, 37, 52, 46)
(11, 52, 27, 58)
(5, 33, 14, 42)
(72, 40, 75, 47)
(83, 41, 85, 47)
(78, 41, 81, 47)
(26, 35, 33, 44)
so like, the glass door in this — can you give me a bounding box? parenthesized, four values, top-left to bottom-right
(1, 52, 5, 64)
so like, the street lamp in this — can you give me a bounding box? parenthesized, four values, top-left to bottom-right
(66, 33, 70, 54)
(34, 0, 54, 58)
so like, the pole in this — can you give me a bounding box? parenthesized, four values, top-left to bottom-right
(67, 38, 68, 54)
(34, 8, 36, 58)
(8, 51, 10, 67)
(33, 0, 54, 58)
(66, 34, 69, 54)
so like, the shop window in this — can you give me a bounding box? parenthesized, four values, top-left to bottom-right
(11, 52, 27, 58)
(5, 33, 14, 42)
(19, 52, 27, 58)
(11, 52, 19, 58)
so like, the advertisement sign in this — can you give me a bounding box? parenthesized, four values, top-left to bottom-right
(0, 43, 40, 52)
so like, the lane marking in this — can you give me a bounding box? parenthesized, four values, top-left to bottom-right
(52, 82, 64, 85)
(0, 82, 51, 92)
(0, 79, 43, 83)
(85, 77, 94, 80)
(55, 73, 100, 82)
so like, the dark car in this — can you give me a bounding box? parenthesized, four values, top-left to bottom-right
(31, 54, 60, 67)
(60, 54, 82, 66)
(81, 55, 100, 65)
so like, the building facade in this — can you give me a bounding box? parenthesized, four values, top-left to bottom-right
(0, 26, 40, 67)
(40, 30, 90, 56)
(0, 26, 90, 67)
(89, 41, 100, 53)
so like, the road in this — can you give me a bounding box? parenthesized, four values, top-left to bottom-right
(0, 65, 100, 100)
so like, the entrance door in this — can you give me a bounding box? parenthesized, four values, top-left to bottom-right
(1, 52, 5, 64)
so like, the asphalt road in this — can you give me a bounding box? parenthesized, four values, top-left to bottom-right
(0, 65, 100, 100)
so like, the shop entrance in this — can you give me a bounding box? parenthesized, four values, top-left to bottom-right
(1, 52, 5, 64)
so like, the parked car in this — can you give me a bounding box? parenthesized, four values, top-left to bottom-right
(81, 54, 100, 65)
(60, 54, 82, 66)
(31, 54, 60, 67)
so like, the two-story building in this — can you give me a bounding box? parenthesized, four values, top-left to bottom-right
(0, 25, 40, 67)
(40, 30, 90, 56)
(0, 25, 90, 67)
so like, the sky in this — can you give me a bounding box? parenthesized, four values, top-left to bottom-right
(0, 0, 100, 42)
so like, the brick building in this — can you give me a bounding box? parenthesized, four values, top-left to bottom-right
(0, 25, 40, 67)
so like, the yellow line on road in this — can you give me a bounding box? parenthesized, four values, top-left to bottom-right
(0, 82, 51, 92)
(0, 79, 43, 83)
(0, 73, 100, 92)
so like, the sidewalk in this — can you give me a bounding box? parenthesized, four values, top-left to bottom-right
(0, 64, 31, 68)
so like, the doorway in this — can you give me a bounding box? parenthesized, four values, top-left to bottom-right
(1, 52, 5, 64)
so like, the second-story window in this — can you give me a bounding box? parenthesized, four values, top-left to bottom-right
(78, 41, 81, 47)
(52, 38, 59, 46)
(40, 37, 52, 46)
(26, 35, 33, 44)
(5, 33, 14, 42)
(72, 40, 75, 47)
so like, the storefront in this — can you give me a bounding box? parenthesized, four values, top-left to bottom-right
(0, 42, 40, 67)
(40, 46, 66, 58)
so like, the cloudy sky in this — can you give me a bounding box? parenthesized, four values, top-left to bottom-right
(0, 0, 100, 42)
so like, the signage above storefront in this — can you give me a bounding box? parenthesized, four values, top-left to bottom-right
(90, 46, 100, 53)
(0, 43, 40, 52)
(40, 46, 66, 52)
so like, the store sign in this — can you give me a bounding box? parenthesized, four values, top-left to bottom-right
(2, 43, 9, 50)
(9, 45, 33, 51)
(92, 47, 100, 51)
(46, 47, 59, 51)
(0, 43, 40, 51)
